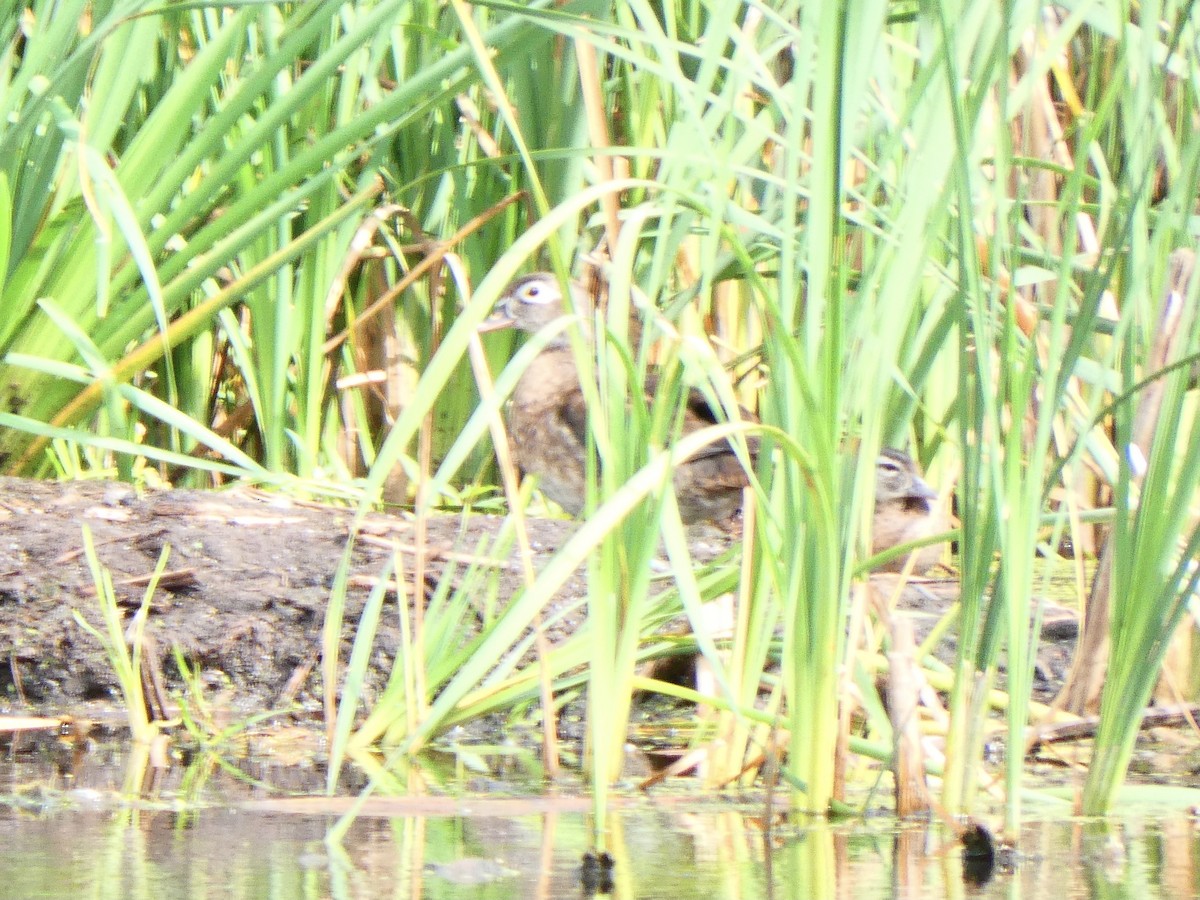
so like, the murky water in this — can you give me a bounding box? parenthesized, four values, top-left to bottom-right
(1, 725, 1197, 899)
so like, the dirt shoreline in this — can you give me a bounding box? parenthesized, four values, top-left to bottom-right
(0, 477, 579, 714)
(0, 477, 1074, 721)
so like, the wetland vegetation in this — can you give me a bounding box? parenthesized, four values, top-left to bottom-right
(3, 0, 1200, 896)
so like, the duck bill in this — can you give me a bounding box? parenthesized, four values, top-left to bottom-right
(910, 474, 938, 502)
(478, 310, 515, 333)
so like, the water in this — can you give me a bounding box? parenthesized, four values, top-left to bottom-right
(1, 726, 1197, 899)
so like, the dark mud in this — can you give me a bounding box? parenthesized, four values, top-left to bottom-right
(0, 476, 1079, 720)
(0, 477, 575, 714)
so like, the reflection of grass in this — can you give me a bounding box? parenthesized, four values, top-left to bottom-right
(73, 525, 169, 745)
(173, 647, 298, 757)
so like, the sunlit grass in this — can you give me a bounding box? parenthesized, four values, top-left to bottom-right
(73, 526, 170, 745)
(5, 0, 1200, 839)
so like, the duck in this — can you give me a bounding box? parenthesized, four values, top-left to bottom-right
(485, 272, 943, 568)
(486, 272, 753, 524)
(871, 447, 942, 571)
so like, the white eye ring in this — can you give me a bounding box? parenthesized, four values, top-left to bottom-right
(518, 281, 557, 304)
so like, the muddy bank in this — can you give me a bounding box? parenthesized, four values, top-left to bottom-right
(0, 477, 1075, 720)
(0, 477, 577, 713)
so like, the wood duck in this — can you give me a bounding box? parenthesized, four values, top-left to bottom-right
(486, 273, 943, 566)
(486, 272, 753, 524)
(871, 447, 942, 571)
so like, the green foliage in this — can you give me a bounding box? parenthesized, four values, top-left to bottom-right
(0, 0, 591, 487)
(7, 0, 1200, 830)
(74, 525, 169, 744)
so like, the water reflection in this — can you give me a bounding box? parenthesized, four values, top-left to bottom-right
(0, 732, 1196, 899)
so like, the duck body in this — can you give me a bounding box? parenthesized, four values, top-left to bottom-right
(507, 344, 591, 516)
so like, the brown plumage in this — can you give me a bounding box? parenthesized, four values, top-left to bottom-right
(487, 272, 753, 524)
(485, 273, 943, 567)
(871, 447, 942, 571)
